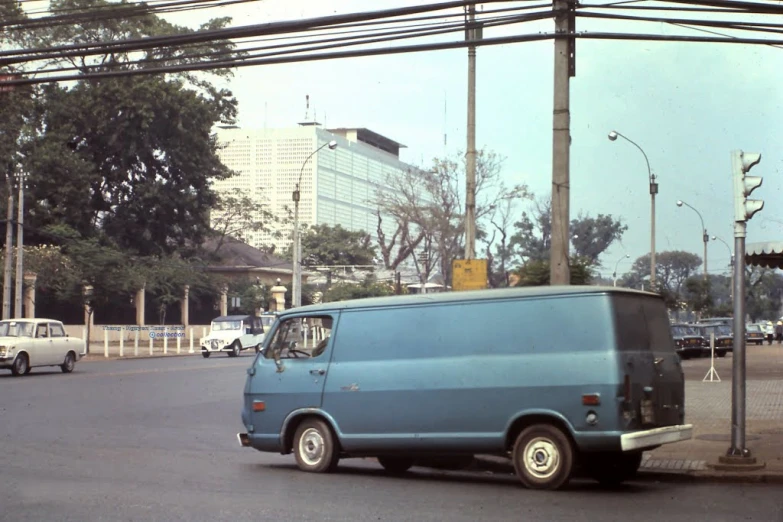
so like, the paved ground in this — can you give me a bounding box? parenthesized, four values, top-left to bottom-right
(2, 356, 782, 521)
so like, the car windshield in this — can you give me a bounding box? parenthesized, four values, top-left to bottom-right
(717, 325, 732, 336)
(747, 324, 762, 332)
(0, 321, 35, 337)
(211, 320, 241, 331)
(672, 325, 696, 336)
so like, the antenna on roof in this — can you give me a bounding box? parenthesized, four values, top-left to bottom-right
(304, 94, 310, 121)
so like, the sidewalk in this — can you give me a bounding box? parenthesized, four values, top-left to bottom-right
(474, 379, 783, 484)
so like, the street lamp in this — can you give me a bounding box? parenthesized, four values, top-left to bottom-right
(292, 140, 337, 308)
(608, 130, 657, 290)
(712, 234, 734, 300)
(676, 200, 709, 280)
(612, 254, 630, 287)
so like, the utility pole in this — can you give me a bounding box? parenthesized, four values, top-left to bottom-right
(549, 0, 576, 285)
(13, 172, 23, 318)
(464, 3, 479, 260)
(3, 176, 13, 320)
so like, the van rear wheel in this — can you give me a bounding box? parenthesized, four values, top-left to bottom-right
(377, 457, 414, 474)
(584, 451, 643, 486)
(293, 418, 340, 473)
(512, 424, 574, 490)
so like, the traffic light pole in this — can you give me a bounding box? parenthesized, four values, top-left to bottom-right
(729, 224, 747, 457)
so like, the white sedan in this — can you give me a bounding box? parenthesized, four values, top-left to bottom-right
(0, 319, 85, 376)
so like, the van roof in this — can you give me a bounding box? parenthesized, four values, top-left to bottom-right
(283, 285, 656, 316)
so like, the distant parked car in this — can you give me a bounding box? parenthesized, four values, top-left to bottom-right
(200, 315, 267, 358)
(693, 323, 732, 357)
(670, 323, 704, 359)
(0, 319, 85, 376)
(746, 324, 766, 346)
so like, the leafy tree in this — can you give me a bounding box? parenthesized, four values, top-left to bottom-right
(509, 195, 627, 267)
(484, 187, 531, 287)
(288, 224, 377, 267)
(209, 188, 277, 255)
(746, 266, 783, 321)
(683, 276, 713, 317)
(622, 250, 702, 307)
(512, 257, 593, 286)
(225, 277, 271, 315)
(323, 276, 395, 302)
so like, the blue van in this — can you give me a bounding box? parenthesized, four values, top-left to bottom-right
(238, 286, 692, 490)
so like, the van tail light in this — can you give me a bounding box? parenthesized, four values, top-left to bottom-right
(624, 374, 631, 401)
(582, 393, 601, 406)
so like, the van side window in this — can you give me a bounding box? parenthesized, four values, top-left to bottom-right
(265, 315, 334, 360)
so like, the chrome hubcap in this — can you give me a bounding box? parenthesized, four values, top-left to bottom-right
(523, 437, 560, 479)
(299, 428, 325, 466)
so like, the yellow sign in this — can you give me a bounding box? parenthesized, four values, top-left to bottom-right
(452, 259, 488, 291)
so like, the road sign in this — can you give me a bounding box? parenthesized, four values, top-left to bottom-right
(452, 259, 488, 291)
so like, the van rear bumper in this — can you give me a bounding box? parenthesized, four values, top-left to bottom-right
(620, 424, 693, 452)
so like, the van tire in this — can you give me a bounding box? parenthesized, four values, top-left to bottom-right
(377, 457, 414, 474)
(512, 424, 574, 490)
(584, 451, 643, 486)
(293, 418, 340, 473)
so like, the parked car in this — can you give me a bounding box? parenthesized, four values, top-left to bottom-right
(256, 313, 277, 353)
(761, 322, 774, 344)
(200, 315, 267, 358)
(746, 323, 766, 346)
(670, 323, 705, 359)
(693, 323, 732, 357)
(0, 319, 85, 376)
(239, 286, 692, 490)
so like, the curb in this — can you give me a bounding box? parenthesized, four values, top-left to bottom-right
(81, 352, 201, 362)
(471, 456, 783, 485)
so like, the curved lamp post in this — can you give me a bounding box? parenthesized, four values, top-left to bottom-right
(608, 130, 658, 289)
(292, 140, 338, 308)
(612, 254, 630, 287)
(712, 234, 734, 300)
(676, 200, 709, 280)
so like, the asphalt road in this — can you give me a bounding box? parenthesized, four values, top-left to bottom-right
(2, 355, 782, 522)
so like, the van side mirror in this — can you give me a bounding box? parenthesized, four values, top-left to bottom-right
(274, 357, 284, 373)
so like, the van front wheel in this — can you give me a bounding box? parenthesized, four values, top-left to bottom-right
(512, 424, 574, 490)
(293, 418, 340, 473)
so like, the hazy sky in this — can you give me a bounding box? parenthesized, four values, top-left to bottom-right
(163, 1, 783, 279)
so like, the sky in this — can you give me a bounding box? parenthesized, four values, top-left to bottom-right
(158, 0, 783, 279)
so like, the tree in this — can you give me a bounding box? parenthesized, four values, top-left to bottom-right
(287, 224, 377, 267)
(622, 250, 702, 307)
(209, 188, 277, 255)
(512, 257, 593, 286)
(376, 149, 521, 285)
(11, 0, 243, 257)
(323, 276, 395, 303)
(509, 195, 627, 267)
(485, 187, 531, 287)
(683, 277, 713, 317)
(746, 266, 783, 321)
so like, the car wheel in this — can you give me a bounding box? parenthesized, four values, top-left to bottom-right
(61, 352, 76, 373)
(377, 457, 415, 474)
(11, 353, 28, 377)
(584, 451, 643, 486)
(512, 424, 574, 490)
(202, 351, 210, 358)
(293, 418, 340, 473)
(229, 341, 241, 357)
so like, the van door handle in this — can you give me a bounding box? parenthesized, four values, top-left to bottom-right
(310, 369, 325, 376)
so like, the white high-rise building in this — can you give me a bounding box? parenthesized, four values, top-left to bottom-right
(212, 123, 417, 254)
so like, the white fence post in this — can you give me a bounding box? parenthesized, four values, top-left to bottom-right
(149, 331, 154, 355)
(189, 327, 194, 353)
(176, 331, 181, 354)
(119, 330, 124, 357)
(104, 329, 109, 358)
(134, 329, 139, 357)
(163, 327, 168, 355)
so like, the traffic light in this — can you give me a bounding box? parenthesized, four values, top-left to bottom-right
(731, 150, 763, 222)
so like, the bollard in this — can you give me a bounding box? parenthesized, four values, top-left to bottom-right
(163, 327, 168, 355)
(149, 332, 153, 355)
(134, 329, 139, 357)
(176, 333, 181, 354)
(104, 330, 109, 358)
(189, 327, 194, 353)
(119, 330, 124, 358)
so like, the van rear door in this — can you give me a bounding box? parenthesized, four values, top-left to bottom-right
(611, 294, 685, 430)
